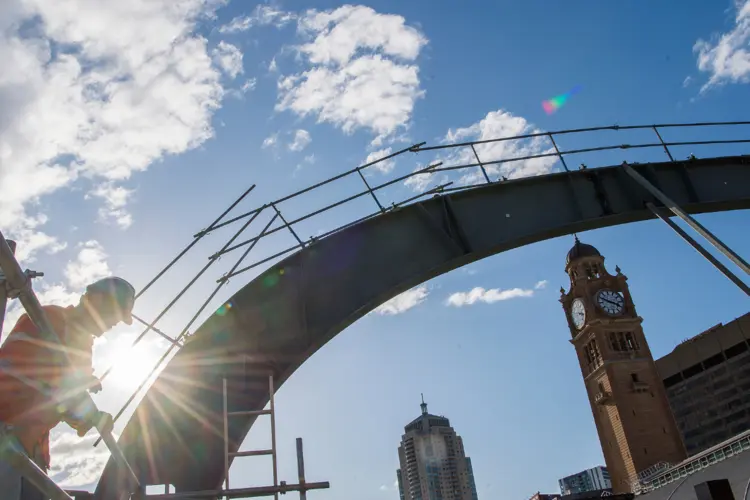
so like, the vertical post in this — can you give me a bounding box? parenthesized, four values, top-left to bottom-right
(548, 133, 569, 172)
(269, 374, 279, 500)
(0, 239, 15, 337)
(223, 377, 230, 493)
(469, 145, 492, 184)
(653, 126, 675, 162)
(296, 438, 307, 500)
(272, 203, 305, 249)
(622, 162, 750, 276)
(356, 169, 386, 213)
(646, 203, 750, 296)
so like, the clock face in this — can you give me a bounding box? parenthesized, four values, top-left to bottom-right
(571, 298, 586, 329)
(597, 289, 625, 316)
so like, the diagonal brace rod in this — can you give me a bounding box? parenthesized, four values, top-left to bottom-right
(623, 162, 750, 276)
(647, 203, 749, 296)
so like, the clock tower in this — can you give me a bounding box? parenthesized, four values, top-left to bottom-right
(560, 237, 686, 493)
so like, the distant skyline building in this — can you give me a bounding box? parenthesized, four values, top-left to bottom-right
(558, 466, 611, 496)
(396, 397, 479, 500)
(656, 312, 750, 455)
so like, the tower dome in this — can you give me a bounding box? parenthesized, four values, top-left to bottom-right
(566, 236, 601, 265)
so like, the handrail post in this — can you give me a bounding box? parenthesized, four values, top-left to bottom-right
(653, 126, 675, 162)
(547, 133, 569, 172)
(469, 144, 492, 184)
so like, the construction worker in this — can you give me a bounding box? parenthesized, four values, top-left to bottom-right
(0, 276, 136, 499)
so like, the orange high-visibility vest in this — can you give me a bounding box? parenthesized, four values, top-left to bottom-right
(0, 305, 94, 468)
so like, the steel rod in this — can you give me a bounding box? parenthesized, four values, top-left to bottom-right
(229, 449, 273, 458)
(97, 207, 265, 383)
(411, 121, 750, 152)
(470, 144, 492, 183)
(0, 432, 73, 500)
(96, 213, 280, 446)
(201, 143, 424, 234)
(548, 133, 570, 172)
(140, 185, 256, 297)
(132, 314, 182, 347)
(647, 203, 750, 296)
(624, 162, 750, 276)
(0, 231, 141, 491)
(269, 374, 278, 500)
(296, 438, 307, 500)
(653, 126, 675, 162)
(357, 167, 386, 212)
(212, 161, 444, 260)
(142, 481, 330, 499)
(223, 377, 230, 491)
(272, 204, 305, 249)
(218, 182, 453, 283)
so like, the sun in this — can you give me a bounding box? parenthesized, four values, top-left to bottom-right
(100, 340, 162, 393)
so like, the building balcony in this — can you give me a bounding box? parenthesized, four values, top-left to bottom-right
(595, 391, 613, 405)
(632, 381, 650, 393)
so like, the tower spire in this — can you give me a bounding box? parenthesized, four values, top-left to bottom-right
(420, 393, 428, 415)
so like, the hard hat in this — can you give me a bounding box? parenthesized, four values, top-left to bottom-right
(86, 277, 136, 325)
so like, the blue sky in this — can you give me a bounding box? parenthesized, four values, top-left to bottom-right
(1, 0, 749, 497)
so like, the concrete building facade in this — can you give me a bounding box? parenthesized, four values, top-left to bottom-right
(396, 399, 478, 500)
(656, 312, 750, 456)
(560, 239, 687, 493)
(558, 466, 611, 495)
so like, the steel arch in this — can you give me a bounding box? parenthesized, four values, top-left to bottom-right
(95, 156, 750, 498)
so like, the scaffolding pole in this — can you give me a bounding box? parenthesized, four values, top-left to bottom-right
(0, 231, 142, 496)
(141, 481, 331, 499)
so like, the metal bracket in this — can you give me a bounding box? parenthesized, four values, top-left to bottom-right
(585, 170, 613, 216)
(415, 198, 471, 257)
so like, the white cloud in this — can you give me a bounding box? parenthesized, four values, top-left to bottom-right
(241, 78, 257, 93)
(364, 147, 395, 174)
(289, 129, 312, 151)
(374, 285, 428, 315)
(49, 428, 112, 488)
(262, 133, 279, 149)
(0, 0, 227, 260)
(269, 56, 279, 73)
(683, 75, 694, 88)
(276, 5, 428, 145)
(694, 0, 750, 91)
(219, 4, 297, 34)
(445, 286, 534, 307)
(64, 240, 111, 289)
(405, 110, 557, 191)
(380, 485, 389, 491)
(2, 281, 80, 337)
(212, 41, 244, 78)
(88, 183, 134, 228)
(534, 280, 548, 290)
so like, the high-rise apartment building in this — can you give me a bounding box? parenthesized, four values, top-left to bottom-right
(396, 398, 478, 500)
(655, 312, 750, 455)
(558, 466, 611, 495)
(560, 239, 686, 493)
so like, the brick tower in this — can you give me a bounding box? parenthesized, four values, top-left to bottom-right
(560, 237, 686, 493)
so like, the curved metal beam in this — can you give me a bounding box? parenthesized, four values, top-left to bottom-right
(95, 156, 750, 498)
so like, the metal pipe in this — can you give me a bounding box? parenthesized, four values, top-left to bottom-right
(624, 163, 750, 276)
(269, 374, 278, 500)
(653, 126, 675, 162)
(142, 481, 330, 499)
(0, 432, 73, 500)
(357, 167, 386, 212)
(272, 204, 305, 249)
(132, 314, 182, 347)
(411, 120, 750, 152)
(296, 438, 307, 500)
(470, 144, 492, 183)
(646, 203, 750, 296)
(0, 231, 141, 491)
(139, 185, 256, 297)
(548, 133, 569, 172)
